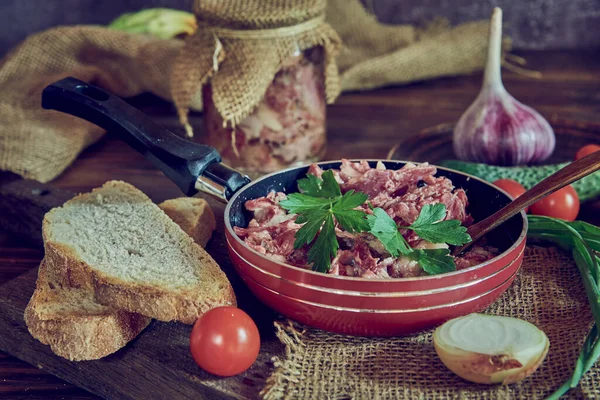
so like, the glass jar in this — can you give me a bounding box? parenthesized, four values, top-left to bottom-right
(202, 48, 326, 177)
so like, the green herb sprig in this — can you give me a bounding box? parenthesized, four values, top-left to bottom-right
(279, 171, 472, 274)
(279, 170, 369, 273)
(367, 204, 471, 275)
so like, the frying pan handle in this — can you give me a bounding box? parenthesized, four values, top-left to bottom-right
(41, 77, 249, 200)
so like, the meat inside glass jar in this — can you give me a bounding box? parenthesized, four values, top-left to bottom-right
(203, 50, 326, 175)
(234, 160, 499, 279)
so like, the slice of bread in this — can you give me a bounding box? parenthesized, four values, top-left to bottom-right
(25, 190, 222, 361)
(158, 197, 216, 248)
(24, 260, 151, 361)
(42, 181, 236, 324)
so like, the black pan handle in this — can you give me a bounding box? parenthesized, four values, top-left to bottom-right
(41, 77, 249, 200)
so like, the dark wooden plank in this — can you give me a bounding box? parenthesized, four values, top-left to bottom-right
(0, 269, 279, 400)
(0, 172, 76, 248)
(0, 352, 97, 399)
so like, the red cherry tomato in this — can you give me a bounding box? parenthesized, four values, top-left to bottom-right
(575, 144, 600, 160)
(493, 179, 529, 212)
(530, 185, 580, 221)
(190, 307, 260, 377)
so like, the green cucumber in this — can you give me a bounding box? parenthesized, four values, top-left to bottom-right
(439, 160, 600, 202)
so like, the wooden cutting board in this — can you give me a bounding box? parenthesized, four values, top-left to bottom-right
(0, 173, 283, 400)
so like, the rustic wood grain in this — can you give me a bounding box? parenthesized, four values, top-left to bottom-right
(0, 269, 279, 400)
(0, 50, 599, 399)
(0, 172, 76, 248)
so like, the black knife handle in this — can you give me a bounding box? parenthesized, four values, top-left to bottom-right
(41, 77, 249, 199)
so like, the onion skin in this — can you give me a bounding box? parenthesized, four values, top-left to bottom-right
(434, 336, 549, 385)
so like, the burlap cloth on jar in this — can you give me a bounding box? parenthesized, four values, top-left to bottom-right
(0, 0, 512, 184)
(170, 0, 342, 137)
(260, 246, 598, 399)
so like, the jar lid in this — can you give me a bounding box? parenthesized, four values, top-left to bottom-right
(170, 0, 341, 137)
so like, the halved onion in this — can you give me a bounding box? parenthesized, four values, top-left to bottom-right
(433, 313, 549, 384)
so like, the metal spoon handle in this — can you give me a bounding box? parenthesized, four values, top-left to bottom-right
(452, 150, 600, 255)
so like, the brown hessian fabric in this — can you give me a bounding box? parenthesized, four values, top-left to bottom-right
(261, 247, 596, 400)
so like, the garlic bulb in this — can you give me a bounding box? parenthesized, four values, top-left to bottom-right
(433, 313, 549, 384)
(453, 8, 555, 166)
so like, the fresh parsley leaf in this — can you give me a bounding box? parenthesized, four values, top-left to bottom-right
(335, 209, 370, 233)
(280, 171, 368, 272)
(279, 193, 332, 214)
(406, 204, 471, 245)
(335, 190, 368, 210)
(411, 219, 471, 245)
(293, 209, 329, 249)
(307, 214, 339, 273)
(410, 203, 446, 228)
(297, 173, 322, 195)
(367, 208, 411, 257)
(297, 170, 341, 198)
(368, 204, 469, 275)
(333, 190, 369, 233)
(408, 248, 456, 275)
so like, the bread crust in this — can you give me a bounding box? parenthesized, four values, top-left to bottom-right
(24, 260, 151, 361)
(158, 197, 216, 248)
(41, 181, 236, 324)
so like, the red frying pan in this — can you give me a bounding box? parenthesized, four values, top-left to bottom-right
(40, 77, 527, 336)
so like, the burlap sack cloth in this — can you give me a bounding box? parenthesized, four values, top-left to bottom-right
(261, 247, 597, 399)
(0, 0, 509, 183)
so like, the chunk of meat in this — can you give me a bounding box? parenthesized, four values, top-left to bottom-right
(335, 230, 388, 257)
(244, 191, 290, 228)
(340, 160, 438, 199)
(234, 219, 301, 263)
(379, 176, 470, 226)
(330, 241, 384, 277)
(377, 257, 423, 278)
(454, 246, 498, 270)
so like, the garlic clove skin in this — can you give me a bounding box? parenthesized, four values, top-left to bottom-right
(453, 86, 556, 166)
(452, 7, 556, 166)
(433, 313, 550, 385)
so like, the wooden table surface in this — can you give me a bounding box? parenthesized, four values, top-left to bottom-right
(1, 49, 599, 399)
